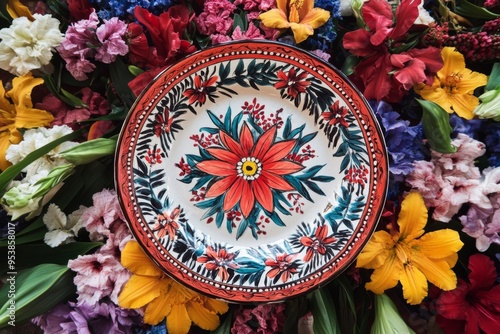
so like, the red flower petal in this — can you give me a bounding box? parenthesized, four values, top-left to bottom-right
(240, 180, 255, 218)
(220, 131, 246, 157)
(391, 54, 426, 90)
(362, 0, 393, 32)
(252, 126, 277, 159)
(343, 29, 376, 57)
(205, 175, 237, 198)
(197, 160, 235, 177)
(468, 253, 497, 291)
(260, 171, 294, 191)
(265, 160, 304, 175)
(390, 0, 420, 40)
(436, 280, 469, 320)
(252, 179, 274, 213)
(239, 123, 254, 156)
(261, 139, 296, 163)
(206, 147, 240, 164)
(223, 178, 245, 212)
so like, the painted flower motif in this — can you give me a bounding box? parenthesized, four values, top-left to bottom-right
(197, 246, 239, 281)
(265, 252, 300, 283)
(415, 47, 488, 119)
(258, 0, 331, 44)
(436, 253, 500, 334)
(300, 225, 336, 262)
(118, 241, 229, 331)
(273, 67, 310, 99)
(183, 74, 219, 106)
(153, 108, 174, 136)
(196, 124, 304, 218)
(0, 74, 54, 171)
(322, 100, 349, 127)
(344, 165, 369, 186)
(356, 191, 464, 305)
(151, 206, 180, 240)
(144, 146, 163, 165)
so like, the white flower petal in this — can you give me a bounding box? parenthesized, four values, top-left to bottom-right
(44, 230, 74, 248)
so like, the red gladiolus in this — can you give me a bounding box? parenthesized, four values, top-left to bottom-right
(436, 253, 500, 334)
(343, 0, 442, 102)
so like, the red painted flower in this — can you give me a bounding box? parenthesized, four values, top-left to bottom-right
(183, 74, 219, 105)
(300, 225, 336, 262)
(197, 246, 239, 282)
(196, 124, 304, 218)
(151, 207, 181, 240)
(344, 165, 368, 186)
(322, 100, 349, 127)
(274, 68, 310, 98)
(153, 107, 174, 136)
(265, 253, 299, 283)
(145, 146, 162, 165)
(436, 253, 500, 334)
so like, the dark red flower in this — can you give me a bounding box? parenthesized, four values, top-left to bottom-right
(183, 75, 219, 106)
(145, 146, 162, 165)
(436, 253, 500, 334)
(274, 68, 310, 98)
(322, 101, 349, 127)
(153, 107, 174, 136)
(66, 0, 93, 22)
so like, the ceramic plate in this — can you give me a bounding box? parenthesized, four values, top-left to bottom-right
(115, 41, 388, 302)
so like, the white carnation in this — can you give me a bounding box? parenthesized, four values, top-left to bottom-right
(5, 125, 78, 183)
(0, 14, 64, 76)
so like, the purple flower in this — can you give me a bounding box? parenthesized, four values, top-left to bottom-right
(195, 0, 236, 36)
(371, 101, 427, 182)
(95, 17, 128, 64)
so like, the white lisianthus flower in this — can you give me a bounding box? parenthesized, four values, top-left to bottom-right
(43, 204, 86, 247)
(0, 14, 64, 76)
(5, 125, 78, 184)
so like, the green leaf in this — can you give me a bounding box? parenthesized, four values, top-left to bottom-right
(417, 99, 456, 153)
(341, 55, 359, 76)
(0, 129, 84, 193)
(486, 62, 500, 91)
(455, 0, 500, 19)
(210, 308, 233, 334)
(0, 264, 75, 327)
(109, 58, 137, 108)
(310, 287, 341, 334)
(1, 242, 102, 274)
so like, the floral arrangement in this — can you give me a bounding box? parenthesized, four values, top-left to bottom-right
(1, 0, 500, 333)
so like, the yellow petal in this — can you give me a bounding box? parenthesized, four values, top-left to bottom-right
(300, 8, 330, 30)
(443, 252, 458, 268)
(14, 107, 54, 129)
(118, 274, 165, 309)
(456, 70, 488, 94)
(356, 231, 394, 269)
(298, 0, 315, 19)
(143, 291, 173, 325)
(202, 297, 229, 314)
(259, 9, 290, 29)
(365, 252, 402, 294)
(166, 304, 192, 334)
(7, 74, 44, 108)
(7, 0, 33, 20)
(412, 253, 458, 292)
(0, 132, 12, 171)
(415, 229, 463, 260)
(186, 299, 221, 330)
(121, 241, 163, 276)
(289, 22, 314, 44)
(0, 82, 13, 112)
(399, 264, 428, 305)
(397, 192, 427, 241)
(439, 47, 465, 77)
(276, 0, 288, 12)
(449, 93, 480, 120)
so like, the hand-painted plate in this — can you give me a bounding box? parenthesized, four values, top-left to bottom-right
(115, 40, 388, 302)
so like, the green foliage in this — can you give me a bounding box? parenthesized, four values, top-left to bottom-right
(417, 99, 456, 154)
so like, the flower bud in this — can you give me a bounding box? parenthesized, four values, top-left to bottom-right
(57, 137, 117, 165)
(474, 85, 500, 121)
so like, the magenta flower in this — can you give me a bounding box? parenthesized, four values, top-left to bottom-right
(95, 17, 129, 64)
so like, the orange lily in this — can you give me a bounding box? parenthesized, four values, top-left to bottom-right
(6, 0, 33, 20)
(258, 0, 330, 44)
(0, 74, 54, 170)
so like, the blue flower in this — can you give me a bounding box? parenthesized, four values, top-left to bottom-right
(371, 101, 428, 182)
(88, 0, 174, 19)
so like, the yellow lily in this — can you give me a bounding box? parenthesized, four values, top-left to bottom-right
(0, 74, 54, 170)
(415, 47, 487, 119)
(356, 192, 463, 305)
(258, 0, 330, 44)
(118, 241, 229, 333)
(6, 0, 33, 20)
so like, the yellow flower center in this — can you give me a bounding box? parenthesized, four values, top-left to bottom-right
(289, 0, 304, 23)
(237, 157, 262, 180)
(443, 73, 463, 93)
(395, 243, 410, 265)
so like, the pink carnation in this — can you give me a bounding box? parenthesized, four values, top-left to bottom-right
(231, 303, 285, 334)
(195, 0, 236, 35)
(82, 189, 125, 241)
(407, 134, 486, 222)
(95, 17, 129, 64)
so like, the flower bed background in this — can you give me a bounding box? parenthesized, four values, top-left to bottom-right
(1, 0, 500, 333)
